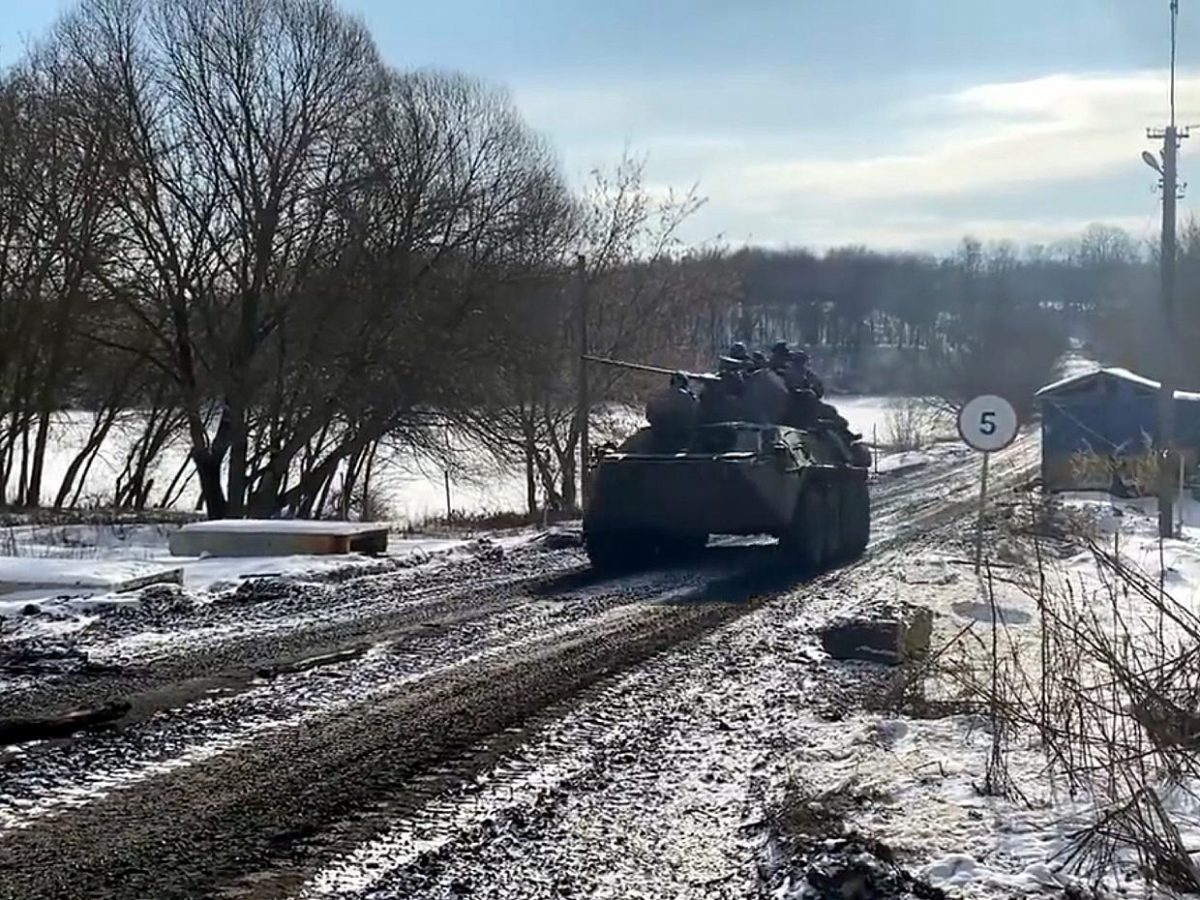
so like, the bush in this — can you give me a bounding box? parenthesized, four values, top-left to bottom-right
(880, 398, 944, 452)
(926, 498, 1200, 892)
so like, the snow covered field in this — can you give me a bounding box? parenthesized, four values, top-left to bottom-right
(0, 396, 926, 524)
(0, 520, 492, 633)
(0, 411, 531, 525)
(791, 490, 1200, 897)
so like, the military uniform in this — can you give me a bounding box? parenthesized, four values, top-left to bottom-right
(647, 387, 698, 433)
(743, 367, 790, 424)
(647, 373, 699, 442)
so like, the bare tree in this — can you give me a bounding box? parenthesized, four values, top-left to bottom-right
(467, 156, 729, 514)
(0, 33, 126, 506)
(54, 0, 387, 516)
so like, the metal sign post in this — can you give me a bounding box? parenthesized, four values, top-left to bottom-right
(975, 452, 991, 574)
(957, 395, 1020, 574)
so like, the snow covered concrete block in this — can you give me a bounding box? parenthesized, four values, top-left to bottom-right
(168, 519, 389, 558)
(0, 559, 182, 604)
(818, 606, 932, 666)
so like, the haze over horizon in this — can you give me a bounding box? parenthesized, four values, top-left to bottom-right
(6, 0, 1198, 253)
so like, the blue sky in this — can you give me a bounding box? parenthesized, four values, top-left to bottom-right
(5, 0, 1200, 251)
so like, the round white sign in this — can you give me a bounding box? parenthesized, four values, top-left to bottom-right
(957, 395, 1018, 452)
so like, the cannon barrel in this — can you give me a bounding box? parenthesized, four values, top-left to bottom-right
(581, 354, 721, 384)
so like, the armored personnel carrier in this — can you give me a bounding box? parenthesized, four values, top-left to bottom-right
(582, 355, 871, 572)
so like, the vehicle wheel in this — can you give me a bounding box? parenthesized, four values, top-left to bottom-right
(657, 533, 708, 561)
(850, 441, 872, 469)
(822, 479, 843, 565)
(844, 478, 871, 558)
(781, 482, 825, 572)
(585, 531, 643, 572)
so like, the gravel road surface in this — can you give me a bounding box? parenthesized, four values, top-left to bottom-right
(0, 437, 1038, 899)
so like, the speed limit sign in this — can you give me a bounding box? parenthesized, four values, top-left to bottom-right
(958, 394, 1018, 574)
(957, 395, 1018, 453)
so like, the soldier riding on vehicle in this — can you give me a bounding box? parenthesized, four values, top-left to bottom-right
(646, 371, 699, 445)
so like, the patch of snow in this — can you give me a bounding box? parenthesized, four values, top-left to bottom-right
(179, 537, 466, 592)
(0, 528, 471, 631)
(844, 496, 1200, 897)
(0, 558, 178, 590)
(875, 450, 933, 474)
(1059, 490, 1200, 531)
(1036, 365, 1200, 401)
(832, 397, 908, 441)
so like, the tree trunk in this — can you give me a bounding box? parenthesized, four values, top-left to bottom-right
(524, 431, 537, 516)
(312, 470, 335, 519)
(25, 408, 52, 507)
(361, 442, 378, 521)
(193, 449, 227, 519)
(56, 409, 118, 508)
(159, 455, 194, 510)
(18, 423, 30, 506)
(338, 447, 365, 520)
(560, 452, 576, 512)
(184, 403, 228, 518)
(226, 404, 248, 518)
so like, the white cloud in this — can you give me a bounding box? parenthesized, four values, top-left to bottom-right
(737, 72, 1199, 203)
(514, 69, 1200, 248)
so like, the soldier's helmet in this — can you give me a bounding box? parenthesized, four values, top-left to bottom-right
(770, 340, 790, 357)
(728, 341, 749, 360)
(794, 347, 810, 364)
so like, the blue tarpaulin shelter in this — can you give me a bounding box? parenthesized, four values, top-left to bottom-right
(1035, 367, 1200, 492)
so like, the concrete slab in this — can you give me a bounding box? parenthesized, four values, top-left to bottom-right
(0, 559, 183, 597)
(169, 520, 389, 557)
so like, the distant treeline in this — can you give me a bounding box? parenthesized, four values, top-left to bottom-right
(728, 224, 1186, 402)
(0, 0, 1183, 518)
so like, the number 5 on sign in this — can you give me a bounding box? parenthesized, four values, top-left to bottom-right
(957, 395, 1019, 573)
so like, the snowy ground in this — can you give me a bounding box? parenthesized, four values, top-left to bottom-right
(0, 521, 536, 636)
(776, 487, 1200, 898)
(0, 429, 1051, 900)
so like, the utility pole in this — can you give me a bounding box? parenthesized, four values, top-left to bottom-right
(576, 254, 590, 512)
(1147, 0, 1188, 538)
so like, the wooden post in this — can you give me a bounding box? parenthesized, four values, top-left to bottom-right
(576, 254, 590, 512)
(1179, 450, 1186, 533)
(443, 426, 452, 519)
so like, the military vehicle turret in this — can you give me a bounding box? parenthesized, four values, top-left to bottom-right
(582, 354, 871, 572)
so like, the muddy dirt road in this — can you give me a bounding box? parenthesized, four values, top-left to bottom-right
(0, 439, 1037, 899)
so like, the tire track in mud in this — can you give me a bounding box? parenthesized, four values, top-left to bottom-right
(0, 547, 585, 717)
(241, 437, 1040, 900)
(0, 436, 1038, 900)
(0, 563, 723, 832)
(0, 575, 773, 900)
(277, 500, 992, 900)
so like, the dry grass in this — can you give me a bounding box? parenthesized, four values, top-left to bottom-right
(880, 398, 945, 452)
(767, 776, 888, 841)
(920, 495, 1200, 892)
